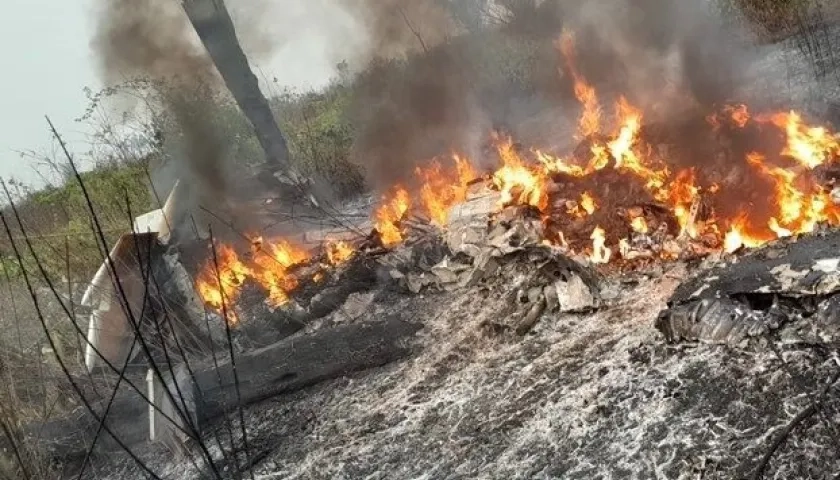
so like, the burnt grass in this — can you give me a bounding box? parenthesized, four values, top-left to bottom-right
(92, 260, 840, 480)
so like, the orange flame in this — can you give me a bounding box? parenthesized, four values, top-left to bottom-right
(417, 155, 477, 226)
(746, 152, 840, 236)
(492, 136, 550, 212)
(195, 244, 250, 325)
(723, 214, 775, 253)
(609, 97, 668, 191)
(768, 111, 840, 169)
(375, 186, 411, 246)
(196, 28, 840, 324)
(325, 239, 355, 266)
(725, 104, 750, 128)
(558, 31, 601, 138)
(250, 237, 309, 308)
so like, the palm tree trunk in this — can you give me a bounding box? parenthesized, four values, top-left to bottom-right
(182, 0, 297, 182)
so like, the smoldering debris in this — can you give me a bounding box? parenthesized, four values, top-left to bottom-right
(657, 231, 840, 344)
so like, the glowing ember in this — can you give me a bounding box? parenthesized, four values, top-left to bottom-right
(325, 239, 355, 266)
(590, 226, 612, 264)
(725, 104, 750, 128)
(580, 191, 597, 215)
(630, 216, 649, 234)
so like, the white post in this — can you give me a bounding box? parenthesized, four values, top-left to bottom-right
(146, 368, 156, 442)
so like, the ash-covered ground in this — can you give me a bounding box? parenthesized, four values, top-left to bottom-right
(97, 255, 840, 480)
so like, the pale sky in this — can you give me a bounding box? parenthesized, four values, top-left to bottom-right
(0, 0, 367, 187)
(0, 0, 100, 185)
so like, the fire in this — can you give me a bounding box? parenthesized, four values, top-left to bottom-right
(767, 111, 840, 169)
(659, 169, 700, 238)
(630, 216, 649, 234)
(558, 31, 601, 138)
(196, 236, 311, 322)
(194, 27, 840, 326)
(417, 155, 477, 226)
(195, 244, 251, 324)
(725, 104, 750, 128)
(375, 186, 411, 246)
(609, 97, 668, 191)
(325, 239, 355, 266)
(249, 237, 309, 308)
(492, 136, 550, 212)
(746, 152, 840, 236)
(568, 191, 598, 218)
(723, 215, 775, 253)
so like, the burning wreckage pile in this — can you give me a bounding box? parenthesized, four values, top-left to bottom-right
(192, 33, 840, 343)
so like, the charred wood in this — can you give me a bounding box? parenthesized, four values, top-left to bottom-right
(12, 317, 419, 462)
(180, 316, 421, 426)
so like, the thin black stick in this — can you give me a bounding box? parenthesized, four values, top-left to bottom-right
(188, 214, 255, 476)
(75, 337, 141, 480)
(209, 227, 255, 480)
(0, 183, 196, 442)
(76, 227, 204, 479)
(45, 116, 223, 480)
(124, 195, 238, 479)
(0, 212, 163, 480)
(0, 417, 31, 480)
(751, 368, 840, 480)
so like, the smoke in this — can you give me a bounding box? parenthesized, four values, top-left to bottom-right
(340, 0, 457, 62)
(91, 0, 215, 84)
(339, 0, 774, 190)
(337, 0, 490, 191)
(89, 0, 777, 208)
(555, 0, 760, 119)
(90, 0, 235, 239)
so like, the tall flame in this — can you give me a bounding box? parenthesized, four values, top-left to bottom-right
(492, 136, 550, 212)
(558, 31, 601, 139)
(417, 155, 477, 226)
(196, 244, 251, 324)
(768, 111, 840, 169)
(375, 186, 411, 246)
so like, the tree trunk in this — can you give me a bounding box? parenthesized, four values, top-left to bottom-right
(182, 0, 296, 181)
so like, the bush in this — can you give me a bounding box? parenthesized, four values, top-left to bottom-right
(272, 84, 365, 198)
(1, 156, 155, 281)
(715, 0, 817, 40)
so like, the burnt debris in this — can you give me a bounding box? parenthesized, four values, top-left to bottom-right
(656, 230, 840, 344)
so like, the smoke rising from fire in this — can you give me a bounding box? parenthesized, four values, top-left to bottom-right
(91, 0, 237, 242)
(557, 0, 759, 117)
(343, 0, 770, 191)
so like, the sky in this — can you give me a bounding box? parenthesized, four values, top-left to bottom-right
(0, 0, 367, 187)
(0, 0, 100, 185)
